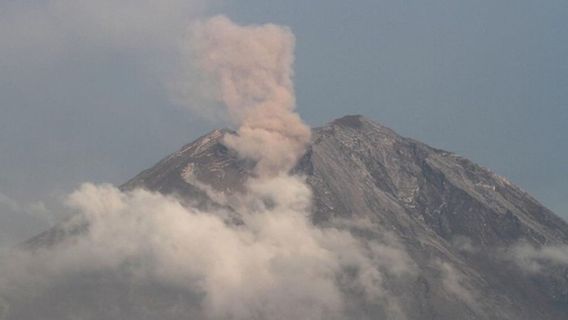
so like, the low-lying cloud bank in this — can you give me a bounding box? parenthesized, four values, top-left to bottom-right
(0, 180, 416, 319)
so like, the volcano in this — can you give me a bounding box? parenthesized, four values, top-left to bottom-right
(17, 115, 568, 319)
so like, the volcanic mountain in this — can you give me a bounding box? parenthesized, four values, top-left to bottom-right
(19, 115, 568, 319)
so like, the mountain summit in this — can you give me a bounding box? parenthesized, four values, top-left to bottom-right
(16, 115, 568, 319)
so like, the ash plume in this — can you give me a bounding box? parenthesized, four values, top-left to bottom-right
(190, 16, 311, 176)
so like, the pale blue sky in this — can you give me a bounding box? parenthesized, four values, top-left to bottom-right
(0, 0, 567, 245)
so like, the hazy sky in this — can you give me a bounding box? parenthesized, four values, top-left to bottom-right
(1, 0, 567, 246)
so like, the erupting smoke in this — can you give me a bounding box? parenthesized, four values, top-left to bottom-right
(190, 16, 311, 176)
(0, 15, 414, 320)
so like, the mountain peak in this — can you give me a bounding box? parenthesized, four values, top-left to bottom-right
(331, 114, 367, 128)
(26, 115, 568, 320)
(325, 114, 399, 137)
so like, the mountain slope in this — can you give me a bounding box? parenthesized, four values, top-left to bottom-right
(17, 115, 568, 320)
(122, 115, 568, 319)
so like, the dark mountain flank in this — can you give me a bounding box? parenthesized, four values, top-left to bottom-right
(23, 115, 568, 319)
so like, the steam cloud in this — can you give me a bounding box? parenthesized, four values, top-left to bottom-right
(0, 15, 414, 320)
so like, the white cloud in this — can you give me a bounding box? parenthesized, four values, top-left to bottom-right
(0, 182, 412, 319)
(438, 261, 477, 308)
(508, 241, 568, 273)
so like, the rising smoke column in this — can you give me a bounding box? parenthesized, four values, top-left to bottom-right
(190, 16, 311, 176)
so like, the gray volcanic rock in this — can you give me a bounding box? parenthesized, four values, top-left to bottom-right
(18, 115, 568, 319)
